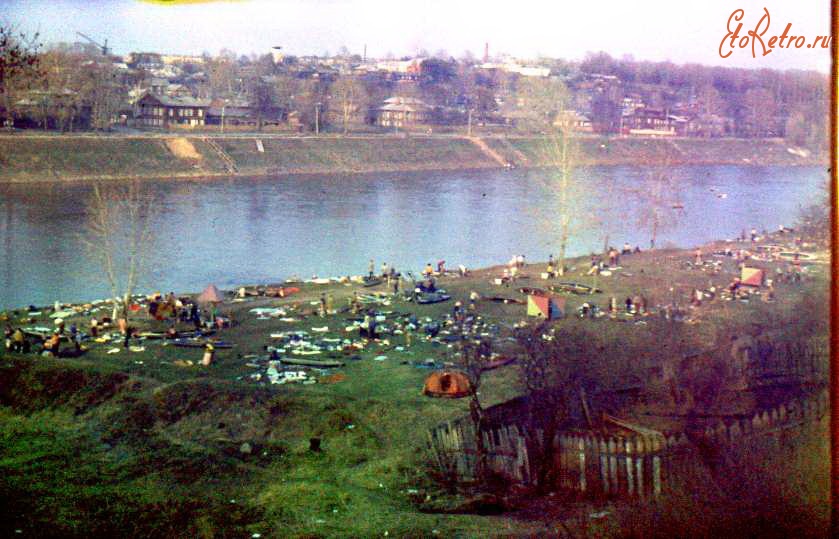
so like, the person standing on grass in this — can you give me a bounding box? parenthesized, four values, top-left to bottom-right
(368, 259, 375, 279)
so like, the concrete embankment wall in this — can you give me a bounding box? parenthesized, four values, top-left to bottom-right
(0, 135, 825, 182)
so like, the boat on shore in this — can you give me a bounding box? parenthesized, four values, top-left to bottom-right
(280, 357, 345, 368)
(549, 282, 602, 295)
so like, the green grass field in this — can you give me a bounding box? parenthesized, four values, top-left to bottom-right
(0, 238, 830, 537)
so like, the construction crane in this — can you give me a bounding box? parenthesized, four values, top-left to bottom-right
(75, 32, 110, 56)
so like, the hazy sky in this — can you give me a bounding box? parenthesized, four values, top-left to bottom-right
(3, 0, 832, 72)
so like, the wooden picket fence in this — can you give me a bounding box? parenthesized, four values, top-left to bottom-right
(426, 390, 828, 499)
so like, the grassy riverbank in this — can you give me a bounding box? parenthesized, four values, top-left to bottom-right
(0, 134, 825, 182)
(0, 234, 829, 537)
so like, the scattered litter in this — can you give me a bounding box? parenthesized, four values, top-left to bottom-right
(374, 355, 387, 361)
(106, 348, 120, 354)
(129, 345, 146, 353)
(589, 510, 611, 519)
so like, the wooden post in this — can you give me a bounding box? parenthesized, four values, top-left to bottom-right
(600, 438, 610, 493)
(635, 436, 645, 498)
(609, 438, 619, 493)
(578, 437, 586, 492)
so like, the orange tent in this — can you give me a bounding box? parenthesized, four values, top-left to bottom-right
(740, 267, 764, 287)
(422, 370, 472, 398)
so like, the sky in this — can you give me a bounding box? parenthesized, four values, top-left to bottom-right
(2, 0, 832, 72)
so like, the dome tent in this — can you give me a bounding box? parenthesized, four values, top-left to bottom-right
(423, 370, 472, 398)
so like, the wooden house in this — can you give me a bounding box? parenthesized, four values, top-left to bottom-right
(133, 91, 211, 128)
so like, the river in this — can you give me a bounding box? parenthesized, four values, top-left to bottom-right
(0, 165, 826, 310)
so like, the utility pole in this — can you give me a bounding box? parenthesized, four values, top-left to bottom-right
(221, 105, 225, 134)
(315, 102, 321, 134)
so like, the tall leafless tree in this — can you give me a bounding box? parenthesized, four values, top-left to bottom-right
(626, 156, 682, 250)
(514, 77, 582, 275)
(328, 77, 368, 135)
(81, 181, 155, 320)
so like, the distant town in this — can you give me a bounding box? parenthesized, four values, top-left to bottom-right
(1, 34, 829, 150)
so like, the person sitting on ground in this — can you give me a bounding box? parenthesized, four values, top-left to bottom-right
(546, 262, 555, 279)
(580, 302, 591, 318)
(12, 328, 26, 353)
(45, 331, 61, 357)
(423, 263, 434, 278)
(622, 242, 632, 255)
(437, 260, 446, 274)
(728, 277, 742, 295)
(634, 245, 642, 253)
(625, 297, 633, 313)
(587, 255, 600, 275)
(458, 264, 469, 277)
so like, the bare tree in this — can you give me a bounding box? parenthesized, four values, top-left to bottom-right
(81, 181, 155, 321)
(628, 160, 682, 249)
(514, 77, 582, 275)
(328, 77, 368, 135)
(517, 324, 597, 491)
(459, 339, 492, 486)
(0, 25, 42, 127)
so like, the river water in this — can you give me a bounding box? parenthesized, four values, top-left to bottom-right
(0, 165, 826, 309)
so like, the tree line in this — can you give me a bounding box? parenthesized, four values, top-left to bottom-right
(0, 28, 829, 149)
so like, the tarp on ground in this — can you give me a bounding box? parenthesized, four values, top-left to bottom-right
(527, 294, 565, 319)
(740, 267, 764, 287)
(197, 284, 223, 304)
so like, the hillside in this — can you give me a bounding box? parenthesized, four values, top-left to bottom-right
(0, 134, 825, 183)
